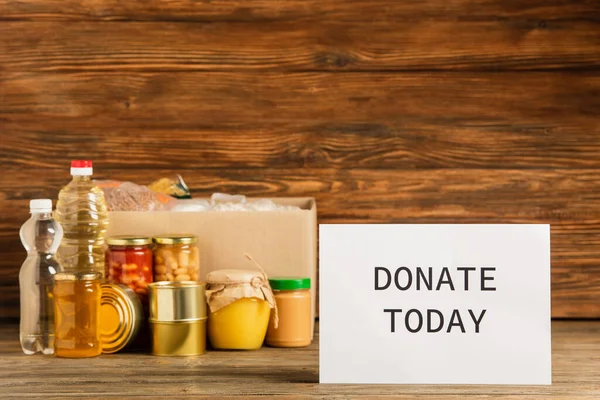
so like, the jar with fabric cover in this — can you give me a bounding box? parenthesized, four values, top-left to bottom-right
(206, 261, 278, 350)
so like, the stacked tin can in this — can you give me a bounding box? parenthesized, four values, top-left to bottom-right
(148, 281, 207, 356)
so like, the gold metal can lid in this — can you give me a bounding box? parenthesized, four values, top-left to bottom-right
(54, 272, 101, 281)
(107, 235, 152, 246)
(153, 234, 197, 245)
(100, 284, 143, 354)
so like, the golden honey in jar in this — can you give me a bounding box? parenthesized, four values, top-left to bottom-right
(266, 277, 312, 348)
(206, 269, 276, 350)
(105, 236, 153, 305)
(53, 272, 102, 358)
(153, 235, 200, 283)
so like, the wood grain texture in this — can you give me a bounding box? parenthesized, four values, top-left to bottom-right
(1, 169, 600, 319)
(1, 321, 600, 398)
(2, 0, 600, 22)
(2, 71, 599, 170)
(1, 71, 599, 126)
(3, 123, 600, 169)
(2, 20, 600, 72)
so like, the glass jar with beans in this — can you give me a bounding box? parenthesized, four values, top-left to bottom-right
(105, 236, 154, 304)
(153, 235, 200, 282)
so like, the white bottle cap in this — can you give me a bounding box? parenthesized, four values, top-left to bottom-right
(70, 160, 93, 176)
(30, 199, 52, 213)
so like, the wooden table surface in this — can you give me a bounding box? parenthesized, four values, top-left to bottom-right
(0, 321, 599, 399)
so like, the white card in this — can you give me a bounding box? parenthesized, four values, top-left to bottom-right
(319, 224, 551, 385)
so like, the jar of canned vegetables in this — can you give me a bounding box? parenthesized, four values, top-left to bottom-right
(105, 236, 153, 304)
(153, 235, 200, 282)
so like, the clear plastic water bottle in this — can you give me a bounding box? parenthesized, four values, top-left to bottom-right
(55, 160, 109, 275)
(19, 199, 63, 355)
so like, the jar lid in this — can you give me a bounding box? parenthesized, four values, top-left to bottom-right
(269, 277, 311, 290)
(206, 269, 263, 284)
(100, 284, 143, 354)
(107, 235, 152, 246)
(205, 269, 277, 315)
(54, 272, 101, 281)
(153, 234, 197, 245)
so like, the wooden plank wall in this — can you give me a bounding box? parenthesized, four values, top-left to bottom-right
(1, 0, 600, 319)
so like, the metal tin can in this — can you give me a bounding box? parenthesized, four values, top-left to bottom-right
(100, 283, 143, 354)
(148, 281, 207, 356)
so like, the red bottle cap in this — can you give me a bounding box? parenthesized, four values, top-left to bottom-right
(71, 160, 93, 168)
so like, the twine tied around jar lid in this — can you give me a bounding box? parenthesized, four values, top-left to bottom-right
(245, 254, 279, 329)
(205, 253, 279, 328)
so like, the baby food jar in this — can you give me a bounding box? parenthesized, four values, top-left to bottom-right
(148, 281, 207, 356)
(206, 269, 277, 350)
(105, 236, 153, 304)
(265, 277, 312, 347)
(153, 235, 200, 283)
(54, 272, 102, 358)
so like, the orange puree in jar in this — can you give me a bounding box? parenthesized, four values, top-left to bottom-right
(266, 277, 312, 348)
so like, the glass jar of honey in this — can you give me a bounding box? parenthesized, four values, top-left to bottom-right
(106, 236, 153, 305)
(53, 272, 102, 358)
(153, 235, 200, 283)
(206, 269, 277, 350)
(265, 277, 312, 347)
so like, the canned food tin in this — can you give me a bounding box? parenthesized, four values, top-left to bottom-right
(100, 283, 143, 354)
(148, 281, 207, 356)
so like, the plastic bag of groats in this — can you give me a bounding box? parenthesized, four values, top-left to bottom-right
(95, 180, 175, 211)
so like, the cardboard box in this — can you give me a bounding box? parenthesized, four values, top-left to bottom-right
(106, 197, 317, 337)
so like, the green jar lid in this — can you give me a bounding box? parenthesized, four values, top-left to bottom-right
(269, 277, 311, 290)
